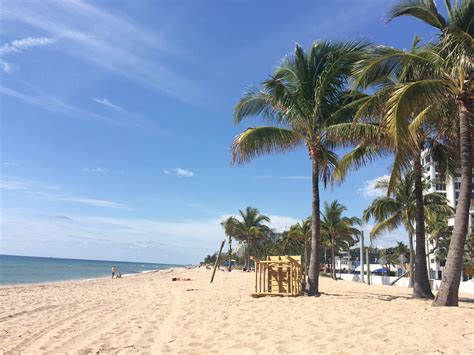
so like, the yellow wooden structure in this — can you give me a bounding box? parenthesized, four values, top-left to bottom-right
(250, 255, 303, 297)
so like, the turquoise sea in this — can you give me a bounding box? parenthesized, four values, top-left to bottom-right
(0, 255, 180, 286)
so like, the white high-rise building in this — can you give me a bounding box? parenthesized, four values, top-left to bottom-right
(420, 149, 474, 280)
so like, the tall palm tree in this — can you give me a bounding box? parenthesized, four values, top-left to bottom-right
(383, 0, 473, 306)
(233, 207, 270, 270)
(346, 32, 463, 298)
(321, 200, 361, 280)
(288, 218, 312, 274)
(220, 216, 238, 272)
(363, 172, 450, 287)
(231, 41, 368, 295)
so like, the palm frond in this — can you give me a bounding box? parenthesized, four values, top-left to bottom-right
(231, 126, 303, 164)
(387, 0, 447, 29)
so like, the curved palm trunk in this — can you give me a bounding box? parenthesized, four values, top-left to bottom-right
(413, 152, 434, 299)
(433, 101, 472, 307)
(307, 156, 321, 296)
(331, 236, 337, 280)
(408, 232, 414, 288)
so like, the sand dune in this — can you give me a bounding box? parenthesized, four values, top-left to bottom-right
(1, 268, 473, 354)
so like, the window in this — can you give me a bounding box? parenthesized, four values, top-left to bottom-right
(455, 182, 461, 189)
(431, 259, 435, 264)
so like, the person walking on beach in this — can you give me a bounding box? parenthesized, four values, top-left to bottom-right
(111, 266, 117, 279)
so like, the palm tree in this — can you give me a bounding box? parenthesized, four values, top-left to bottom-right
(231, 41, 368, 295)
(288, 218, 312, 274)
(347, 33, 462, 299)
(394, 241, 410, 273)
(363, 172, 450, 287)
(220, 216, 238, 272)
(233, 207, 270, 270)
(383, 0, 473, 306)
(321, 200, 361, 280)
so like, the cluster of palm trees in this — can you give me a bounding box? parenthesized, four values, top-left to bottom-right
(220, 201, 361, 279)
(230, 0, 472, 307)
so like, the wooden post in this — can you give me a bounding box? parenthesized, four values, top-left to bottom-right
(366, 247, 370, 286)
(210, 240, 225, 283)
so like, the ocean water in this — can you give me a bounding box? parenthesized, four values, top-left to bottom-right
(0, 255, 181, 286)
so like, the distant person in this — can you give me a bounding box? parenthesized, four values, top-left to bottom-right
(171, 277, 191, 281)
(112, 266, 117, 279)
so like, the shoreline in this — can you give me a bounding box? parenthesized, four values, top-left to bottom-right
(0, 266, 184, 289)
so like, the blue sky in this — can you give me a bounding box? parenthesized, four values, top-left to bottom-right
(0, 0, 438, 264)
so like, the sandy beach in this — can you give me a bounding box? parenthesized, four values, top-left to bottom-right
(1, 268, 473, 354)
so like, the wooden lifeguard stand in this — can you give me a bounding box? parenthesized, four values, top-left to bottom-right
(250, 256, 303, 297)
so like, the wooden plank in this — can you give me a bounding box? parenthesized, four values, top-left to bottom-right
(210, 240, 226, 284)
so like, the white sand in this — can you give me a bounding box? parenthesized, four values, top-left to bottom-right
(1, 268, 473, 354)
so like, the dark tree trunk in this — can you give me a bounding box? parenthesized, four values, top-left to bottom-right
(246, 234, 250, 271)
(303, 241, 308, 275)
(306, 155, 321, 296)
(408, 232, 414, 288)
(331, 236, 337, 280)
(413, 151, 434, 299)
(228, 236, 232, 272)
(433, 100, 472, 307)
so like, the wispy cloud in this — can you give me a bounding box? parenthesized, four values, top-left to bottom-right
(0, 85, 138, 128)
(0, 36, 55, 56)
(0, 36, 56, 72)
(162, 167, 194, 178)
(0, 179, 29, 191)
(82, 167, 109, 173)
(1, 1, 211, 105)
(1, 209, 303, 263)
(255, 175, 310, 180)
(0, 177, 131, 210)
(282, 176, 311, 180)
(56, 196, 129, 210)
(1, 162, 19, 167)
(174, 167, 194, 178)
(91, 97, 124, 112)
(358, 175, 389, 199)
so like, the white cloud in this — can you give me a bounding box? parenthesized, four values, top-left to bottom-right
(1, 1, 211, 104)
(358, 175, 389, 199)
(0, 36, 56, 72)
(282, 176, 310, 180)
(0, 85, 139, 128)
(0, 36, 55, 55)
(91, 97, 124, 112)
(255, 175, 310, 180)
(1, 209, 304, 264)
(174, 167, 194, 178)
(0, 211, 227, 264)
(0, 179, 29, 191)
(56, 196, 130, 210)
(82, 167, 109, 173)
(0, 177, 130, 210)
(163, 169, 170, 175)
(267, 215, 300, 233)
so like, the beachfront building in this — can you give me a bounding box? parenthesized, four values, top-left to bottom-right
(420, 149, 474, 280)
